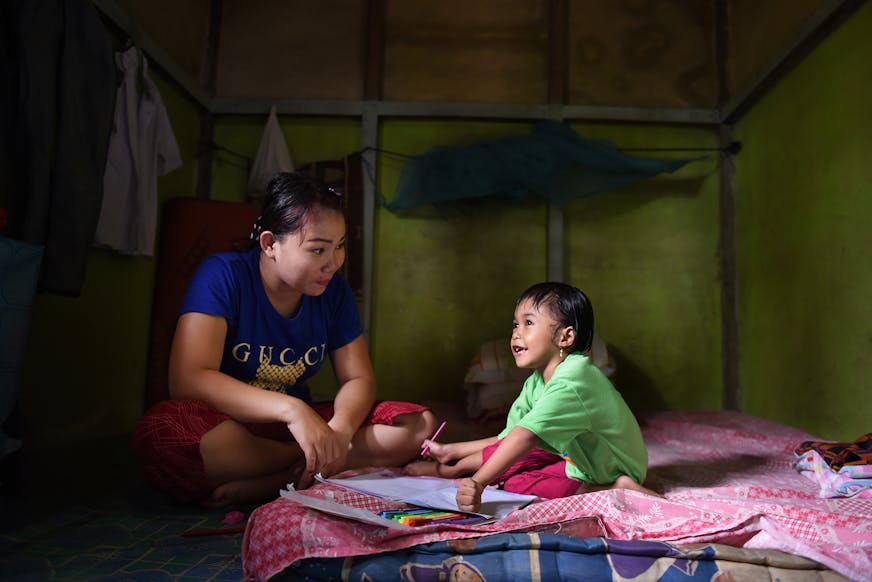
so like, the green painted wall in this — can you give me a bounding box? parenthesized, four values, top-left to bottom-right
(734, 2, 872, 441)
(371, 121, 547, 403)
(368, 120, 720, 410)
(565, 123, 721, 413)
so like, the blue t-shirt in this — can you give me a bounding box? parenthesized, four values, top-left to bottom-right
(180, 248, 363, 401)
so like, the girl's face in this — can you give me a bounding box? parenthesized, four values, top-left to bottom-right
(510, 297, 563, 372)
(269, 207, 346, 297)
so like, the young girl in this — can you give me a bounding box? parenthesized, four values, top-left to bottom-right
(134, 172, 437, 507)
(405, 282, 655, 513)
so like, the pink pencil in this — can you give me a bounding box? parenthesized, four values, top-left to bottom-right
(420, 420, 447, 457)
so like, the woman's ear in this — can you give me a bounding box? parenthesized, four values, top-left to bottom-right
(260, 231, 277, 255)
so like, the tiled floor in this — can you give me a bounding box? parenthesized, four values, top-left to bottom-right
(0, 400, 494, 580)
(0, 434, 252, 581)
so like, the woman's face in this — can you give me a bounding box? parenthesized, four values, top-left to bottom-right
(270, 207, 346, 296)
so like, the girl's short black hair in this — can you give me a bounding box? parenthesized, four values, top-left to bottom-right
(516, 282, 594, 353)
(250, 171, 345, 243)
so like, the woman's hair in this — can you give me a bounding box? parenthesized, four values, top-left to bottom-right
(516, 282, 594, 353)
(250, 171, 345, 244)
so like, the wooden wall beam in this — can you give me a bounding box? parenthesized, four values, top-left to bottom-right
(363, 0, 386, 101)
(721, 0, 864, 123)
(548, 0, 569, 105)
(718, 124, 740, 411)
(715, 0, 731, 107)
(195, 0, 223, 199)
(91, 0, 211, 108)
(360, 104, 379, 336)
(209, 98, 721, 124)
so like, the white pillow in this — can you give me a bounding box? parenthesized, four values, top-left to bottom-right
(464, 339, 530, 385)
(465, 336, 615, 382)
(463, 335, 616, 418)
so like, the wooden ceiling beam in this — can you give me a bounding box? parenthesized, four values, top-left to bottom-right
(721, 0, 865, 123)
(363, 0, 386, 101)
(548, 0, 569, 106)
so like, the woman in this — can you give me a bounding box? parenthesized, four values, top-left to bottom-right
(135, 172, 437, 506)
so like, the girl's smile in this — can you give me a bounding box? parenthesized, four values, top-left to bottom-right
(510, 296, 575, 383)
(511, 298, 558, 370)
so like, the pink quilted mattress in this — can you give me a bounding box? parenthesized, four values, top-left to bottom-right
(242, 410, 872, 581)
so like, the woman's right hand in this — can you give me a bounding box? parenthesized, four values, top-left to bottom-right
(170, 313, 352, 488)
(286, 406, 348, 488)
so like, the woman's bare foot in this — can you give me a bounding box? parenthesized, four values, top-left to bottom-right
(201, 462, 305, 508)
(202, 474, 288, 508)
(202, 482, 242, 509)
(403, 460, 442, 477)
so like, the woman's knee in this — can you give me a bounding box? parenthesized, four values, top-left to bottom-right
(394, 409, 439, 441)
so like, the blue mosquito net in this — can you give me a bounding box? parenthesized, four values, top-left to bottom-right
(382, 120, 700, 212)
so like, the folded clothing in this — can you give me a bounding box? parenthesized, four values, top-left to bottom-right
(794, 432, 872, 471)
(794, 433, 872, 498)
(795, 448, 872, 498)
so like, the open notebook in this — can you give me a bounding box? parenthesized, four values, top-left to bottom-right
(314, 469, 537, 518)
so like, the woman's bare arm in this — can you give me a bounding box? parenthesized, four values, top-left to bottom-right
(169, 312, 338, 482)
(168, 312, 309, 423)
(326, 336, 376, 439)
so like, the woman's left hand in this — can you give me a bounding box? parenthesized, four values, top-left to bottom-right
(319, 425, 353, 478)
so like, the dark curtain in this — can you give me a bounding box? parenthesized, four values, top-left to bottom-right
(0, 0, 116, 296)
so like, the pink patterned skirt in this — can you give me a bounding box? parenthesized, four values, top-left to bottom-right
(482, 440, 582, 499)
(133, 399, 428, 503)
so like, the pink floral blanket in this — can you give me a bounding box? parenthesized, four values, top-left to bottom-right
(242, 410, 872, 581)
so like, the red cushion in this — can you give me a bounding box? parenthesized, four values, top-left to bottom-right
(145, 197, 261, 409)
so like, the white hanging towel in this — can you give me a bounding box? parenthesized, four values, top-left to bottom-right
(248, 105, 294, 197)
(95, 46, 182, 256)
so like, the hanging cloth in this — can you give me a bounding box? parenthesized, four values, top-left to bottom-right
(94, 46, 182, 256)
(2, 0, 116, 296)
(248, 105, 294, 198)
(0, 236, 42, 459)
(384, 120, 701, 212)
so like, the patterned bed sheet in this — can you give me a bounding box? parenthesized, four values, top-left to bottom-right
(278, 534, 846, 581)
(242, 410, 872, 581)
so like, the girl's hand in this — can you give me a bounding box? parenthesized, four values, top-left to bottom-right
(456, 477, 484, 513)
(420, 439, 453, 463)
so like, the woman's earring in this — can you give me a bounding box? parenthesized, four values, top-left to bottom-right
(560, 347, 564, 359)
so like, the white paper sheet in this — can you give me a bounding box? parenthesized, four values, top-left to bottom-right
(316, 469, 538, 518)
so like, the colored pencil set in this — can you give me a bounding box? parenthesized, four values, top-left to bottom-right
(378, 508, 488, 527)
